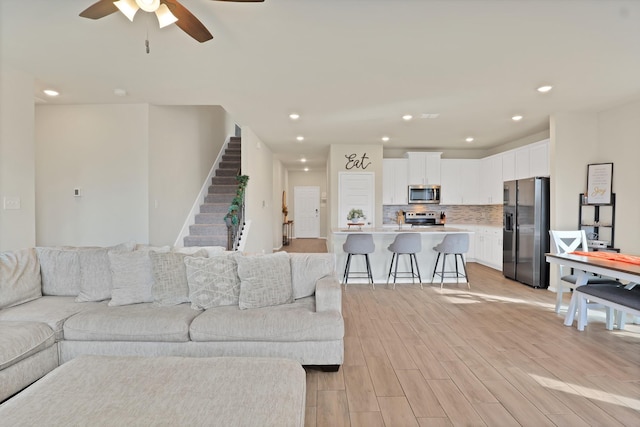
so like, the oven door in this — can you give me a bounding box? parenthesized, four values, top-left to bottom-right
(408, 185, 440, 204)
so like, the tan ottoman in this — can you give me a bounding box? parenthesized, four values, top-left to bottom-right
(0, 355, 306, 426)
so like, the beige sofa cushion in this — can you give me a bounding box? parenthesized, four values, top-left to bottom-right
(150, 250, 207, 307)
(189, 297, 344, 342)
(76, 242, 136, 302)
(0, 248, 41, 309)
(237, 252, 293, 310)
(108, 248, 169, 306)
(290, 253, 336, 299)
(0, 321, 55, 370)
(63, 303, 201, 342)
(36, 247, 81, 296)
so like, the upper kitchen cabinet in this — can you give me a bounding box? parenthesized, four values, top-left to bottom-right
(406, 152, 442, 185)
(502, 139, 549, 181)
(480, 154, 502, 204)
(382, 158, 409, 205)
(440, 159, 480, 205)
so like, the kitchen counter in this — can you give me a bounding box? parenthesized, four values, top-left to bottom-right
(331, 227, 474, 285)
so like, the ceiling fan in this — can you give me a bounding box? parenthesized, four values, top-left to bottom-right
(79, 0, 264, 43)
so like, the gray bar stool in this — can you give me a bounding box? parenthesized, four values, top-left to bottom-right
(386, 233, 422, 289)
(342, 234, 375, 288)
(431, 234, 470, 289)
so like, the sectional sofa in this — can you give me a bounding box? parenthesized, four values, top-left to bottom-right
(0, 245, 344, 402)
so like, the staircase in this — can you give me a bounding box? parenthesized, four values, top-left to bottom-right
(184, 137, 241, 248)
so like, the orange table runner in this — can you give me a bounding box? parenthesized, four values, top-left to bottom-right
(571, 251, 640, 266)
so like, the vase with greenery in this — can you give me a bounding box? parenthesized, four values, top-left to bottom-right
(347, 208, 365, 223)
(224, 174, 249, 227)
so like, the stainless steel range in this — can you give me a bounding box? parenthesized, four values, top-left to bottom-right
(404, 211, 443, 227)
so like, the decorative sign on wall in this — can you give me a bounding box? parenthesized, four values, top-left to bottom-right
(344, 153, 371, 170)
(586, 162, 613, 204)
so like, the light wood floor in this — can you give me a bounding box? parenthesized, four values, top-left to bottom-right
(304, 260, 640, 427)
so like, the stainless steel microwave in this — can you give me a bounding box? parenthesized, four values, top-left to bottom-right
(408, 185, 441, 204)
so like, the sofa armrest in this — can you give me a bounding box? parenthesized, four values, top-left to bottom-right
(315, 275, 342, 314)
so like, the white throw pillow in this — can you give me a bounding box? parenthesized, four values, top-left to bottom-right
(36, 247, 81, 296)
(150, 249, 207, 306)
(236, 251, 293, 310)
(184, 253, 241, 310)
(76, 242, 136, 302)
(0, 248, 42, 309)
(108, 247, 169, 306)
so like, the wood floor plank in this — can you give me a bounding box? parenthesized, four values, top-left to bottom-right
(381, 338, 418, 370)
(366, 355, 405, 397)
(427, 379, 487, 426)
(316, 390, 349, 427)
(396, 369, 447, 418)
(378, 396, 420, 427)
(344, 336, 366, 366)
(349, 411, 384, 427)
(317, 367, 345, 391)
(440, 359, 498, 404)
(481, 379, 558, 426)
(305, 369, 319, 407)
(405, 343, 449, 380)
(473, 402, 520, 426)
(417, 418, 453, 427)
(343, 365, 380, 412)
(304, 406, 316, 427)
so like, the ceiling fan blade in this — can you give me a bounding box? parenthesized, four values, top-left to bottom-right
(79, 0, 119, 19)
(162, 0, 213, 43)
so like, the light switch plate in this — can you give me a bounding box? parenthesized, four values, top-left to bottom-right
(3, 196, 21, 210)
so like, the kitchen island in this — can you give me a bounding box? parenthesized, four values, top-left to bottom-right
(331, 226, 475, 285)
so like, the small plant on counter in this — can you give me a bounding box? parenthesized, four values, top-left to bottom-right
(347, 208, 365, 222)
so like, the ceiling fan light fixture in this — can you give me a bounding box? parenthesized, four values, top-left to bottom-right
(136, 0, 160, 13)
(114, 0, 139, 21)
(156, 4, 178, 28)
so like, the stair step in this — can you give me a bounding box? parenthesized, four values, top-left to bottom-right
(189, 224, 227, 236)
(200, 203, 230, 214)
(216, 168, 239, 177)
(212, 176, 238, 185)
(208, 185, 238, 195)
(205, 194, 234, 203)
(229, 136, 241, 143)
(184, 235, 228, 247)
(222, 153, 241, 162)
(195, 213, 227, 225)
(219, 160, 240, 170)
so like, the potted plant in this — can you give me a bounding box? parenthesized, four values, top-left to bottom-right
(347, 208, 365, 224)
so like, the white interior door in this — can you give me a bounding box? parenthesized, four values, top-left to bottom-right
(294, 186, 320, 238)
(338, 172, 375, 228)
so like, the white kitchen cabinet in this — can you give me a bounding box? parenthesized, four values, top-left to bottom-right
(406, 152, 441, 185)
(475, 226, 502, 271)
(480, 154, 503, 204)
(502, 151, 516, 182)
(382, 159, 408, 205)
(515, 148, 530, 180)
(440, 159, 480, 205)
(529, 139, 549, 177)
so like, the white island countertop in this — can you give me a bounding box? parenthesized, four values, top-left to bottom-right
(333, 226, 473, 235)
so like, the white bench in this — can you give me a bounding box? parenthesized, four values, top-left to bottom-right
(575, 284, 640, 331)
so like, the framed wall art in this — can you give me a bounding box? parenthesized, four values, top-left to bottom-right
(586, 162, 613, 204)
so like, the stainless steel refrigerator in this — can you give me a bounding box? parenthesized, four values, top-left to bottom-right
(503, 177, 550, 288)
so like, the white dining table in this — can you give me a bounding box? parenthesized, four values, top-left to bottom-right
(545, 252, 640, 327)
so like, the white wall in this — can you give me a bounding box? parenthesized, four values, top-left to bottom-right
(288, 170, 328, 238)
(149, 106, 227, 245)
(241, 127, 275, 254)
(35, 104, 150, 246)
(0, 66, 36, 251)
(597, 100, 640, 254)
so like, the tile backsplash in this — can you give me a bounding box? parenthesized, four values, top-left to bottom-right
(383, 204, 503, 227)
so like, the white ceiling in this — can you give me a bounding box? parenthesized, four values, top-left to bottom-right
(3, 0, 640, 172)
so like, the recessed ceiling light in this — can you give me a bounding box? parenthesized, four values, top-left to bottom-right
(296, 136, 304, 142)
(114, 88, 127, 97)
(465, 137, 474, 143)
(289, 113, 300, 120)
(303, 167, 309, 172)
(512, 115, 524, 121)
(300, 158, 307, 163)
(43, 89, 59, 97)
(402, 114, 413, 121)
(420, 113, 440, 119)
(381, 136, 390, 142)
(537, 85, 553, 93)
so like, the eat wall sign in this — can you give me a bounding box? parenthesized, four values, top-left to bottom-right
(344, 153, 371, 170)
